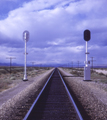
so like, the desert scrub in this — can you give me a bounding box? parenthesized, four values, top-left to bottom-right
(0, 78, 12, 92)
(10, 77, 16, 80)
(91, 71, 107, 84)
(31, 73, 36, 77)
(20, 72, 23, 75)
(98, 72, 105, 76)
(1, 70, 7, 74)
(100, 79, 107, 84)
(16, 74, 21, 78)
(70, 70, 82, 76)
(70, 70, 78, 74)
(91, 71, 106, 78)
(77, 68, 84, 71)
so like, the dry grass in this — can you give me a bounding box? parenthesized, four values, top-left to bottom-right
(91, 70, 107, 84)
(62, 67, 107, 84)
(0, 66, 51, 92)
(70, 68, 84, 76)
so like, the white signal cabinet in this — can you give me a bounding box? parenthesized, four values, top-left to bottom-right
(84, 66, 90, 80)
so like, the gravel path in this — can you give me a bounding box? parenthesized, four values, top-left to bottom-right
(0, 78, 35, 106)
(59, 68, 107, 120)
(0, 68, 54, 120)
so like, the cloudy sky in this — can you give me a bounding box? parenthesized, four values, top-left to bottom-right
(0, 0, 107, 66)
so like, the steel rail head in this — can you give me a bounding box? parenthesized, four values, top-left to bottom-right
(57, 69, 83, 120)
(23, 68, 55, 120)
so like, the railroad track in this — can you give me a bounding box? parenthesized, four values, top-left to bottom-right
(23, 68, 83, 120)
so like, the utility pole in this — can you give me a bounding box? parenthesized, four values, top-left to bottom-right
(71, 61, 73, 68)
(90, 57, 96, 72)
(31, 62, 35, 67)
(68, 63, 69, 68)
(71, 61, 73, 72)
(77, 61, 80, 69)
(6, 57, 16, 74)
(31, 62, 36, 69)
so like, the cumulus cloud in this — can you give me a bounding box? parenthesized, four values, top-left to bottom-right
(0, 0, 107, 65)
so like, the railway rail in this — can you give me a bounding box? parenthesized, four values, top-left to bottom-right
(23, 68, 83, 120)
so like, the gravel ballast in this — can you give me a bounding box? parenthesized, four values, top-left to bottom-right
(59, 68, 107, 120)
(0, 68, 54, 120)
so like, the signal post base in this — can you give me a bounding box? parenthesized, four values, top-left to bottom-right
(23, 79, 28, 81)
(23, 75, 28, 81)
(84, 66, 91, 81)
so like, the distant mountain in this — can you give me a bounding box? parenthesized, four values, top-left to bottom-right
(0, 63, 23, 66)
(1, 62, 107, 68)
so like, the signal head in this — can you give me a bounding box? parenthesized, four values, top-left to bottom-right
(23, 30, 29, 42)
(84, 29, 91, 41)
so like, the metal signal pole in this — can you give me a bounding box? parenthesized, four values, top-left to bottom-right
(23, 30, 29, 81)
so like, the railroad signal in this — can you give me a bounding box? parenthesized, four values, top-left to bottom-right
(23, 30, 29, 81)
(84, 29, 91, 81)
